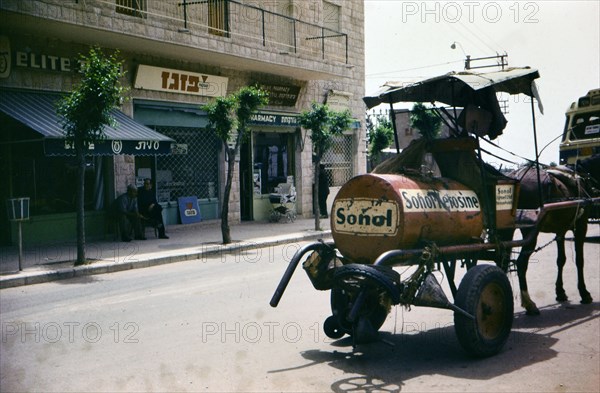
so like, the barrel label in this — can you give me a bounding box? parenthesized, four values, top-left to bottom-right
(496, 184, 515, 211)
(333, 199, 399, 236)
(400, 189, 480, 212)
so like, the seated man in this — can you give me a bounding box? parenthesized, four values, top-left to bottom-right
(115, 184, 145, 242)
(138, 178, 169, 239)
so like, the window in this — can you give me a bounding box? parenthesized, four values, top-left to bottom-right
(275, 0, 295, 51)
(154, 126, 220, 202)
(323, 1, 341, 32)
(253, 133, 294, 194)
(322, 134, 353, 186)
(208, 0, 229, 37)
(9, 145, 99, 215)
(116, 0, 147, 18)
(571, 111, 600, 140)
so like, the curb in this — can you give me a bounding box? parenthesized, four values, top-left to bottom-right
(0, 230, 332, 289)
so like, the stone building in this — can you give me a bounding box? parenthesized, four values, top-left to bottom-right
(0, 0, 366, 245)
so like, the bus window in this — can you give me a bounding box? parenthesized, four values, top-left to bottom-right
(559, 89, 600, 165)
(571, 113, 600, 140)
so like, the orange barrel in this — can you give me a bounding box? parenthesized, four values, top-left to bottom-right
(331, 174, 484, 263)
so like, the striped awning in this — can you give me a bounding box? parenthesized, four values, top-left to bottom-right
(0, 89, 173, 156)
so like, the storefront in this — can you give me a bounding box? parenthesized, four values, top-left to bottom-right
(133, 100, 221, 224)
(240, 111, 301, 221)
(0, 89, 173, 245)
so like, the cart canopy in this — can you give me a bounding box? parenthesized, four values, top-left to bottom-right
(364, 67, 542, 139)
(364, 67, 541, 109)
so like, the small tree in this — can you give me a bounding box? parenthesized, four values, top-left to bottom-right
(299, 102, 352, 230)
(56, 47, 127, 266)
(410, 102, 441, 141)
(203, 86, 268, 244)
(367, 113, 394, 168)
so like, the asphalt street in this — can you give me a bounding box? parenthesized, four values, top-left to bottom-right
(1, 228, 599, 392)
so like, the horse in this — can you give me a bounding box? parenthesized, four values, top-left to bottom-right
(504, 154, 600, 315)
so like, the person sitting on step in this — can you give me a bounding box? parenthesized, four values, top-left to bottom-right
(138, 178, 169, 239)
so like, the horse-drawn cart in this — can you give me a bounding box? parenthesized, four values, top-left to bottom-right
(270, 68, 600, 357)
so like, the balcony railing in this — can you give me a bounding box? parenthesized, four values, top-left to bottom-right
(95, 0, 348, 64)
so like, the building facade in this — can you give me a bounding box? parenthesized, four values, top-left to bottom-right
(0, 0, 366, 245)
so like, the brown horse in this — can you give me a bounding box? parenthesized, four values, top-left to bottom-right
(505, 156, 599, 315)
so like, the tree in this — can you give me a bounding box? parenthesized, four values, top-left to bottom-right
(367, 113, 394, 168)
(56, 47, 127, 266)
(299, 102, 352, 230)
(410, 102, 441, 141)
(203, 86, 268, 244)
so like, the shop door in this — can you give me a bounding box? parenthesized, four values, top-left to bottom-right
(239, 140, 253, 221)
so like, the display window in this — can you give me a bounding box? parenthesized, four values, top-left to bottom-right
(252, 132, 294, 194)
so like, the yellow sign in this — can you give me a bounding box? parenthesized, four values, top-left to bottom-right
(135, 64, 228, 97)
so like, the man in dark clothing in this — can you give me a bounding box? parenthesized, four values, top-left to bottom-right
(115, 184, 145, 242)
(318, 164, 330, 218)
(138, 178, 169, 239)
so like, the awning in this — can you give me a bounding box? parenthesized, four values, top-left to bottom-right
(0, 89, 174, 156)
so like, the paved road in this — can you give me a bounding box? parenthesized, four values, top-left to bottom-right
(1, 230, 599, 392)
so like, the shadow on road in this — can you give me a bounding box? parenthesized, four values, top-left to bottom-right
(283, 301, 599, 393)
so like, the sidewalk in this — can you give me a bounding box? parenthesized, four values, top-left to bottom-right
(0, 217, 332, 289)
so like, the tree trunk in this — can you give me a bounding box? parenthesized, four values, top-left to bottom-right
(221, 147, 235, 244)
(75, 143, 86, 265)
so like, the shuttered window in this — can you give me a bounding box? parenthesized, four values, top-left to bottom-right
(208, 0, 229, 37)
(116, 0, 147, 18)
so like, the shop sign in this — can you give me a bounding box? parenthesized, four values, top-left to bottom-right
(258, 84, 300, 106)
(326, 90, 352, 112)
(1, 36, 76, 77)
(248, 112, 299, 127)
(135, 64, 228, 97)
(44, 138, 172, 156)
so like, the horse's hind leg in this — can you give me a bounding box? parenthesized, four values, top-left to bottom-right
(517, 228, 540, 315)
(574, 217, 592, 304)
(555, 234, 568, 302)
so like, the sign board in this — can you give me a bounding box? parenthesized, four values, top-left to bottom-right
(248, 112, 299, 127)
(326, 90, 352, 112)
(135, 64, 228, 97)
(333, 198, 399, 236)
(258, 84, 300, 106)
(400, 189, 481, 213)
(178, 196, 202, 224)
(44, 138, 172, 156)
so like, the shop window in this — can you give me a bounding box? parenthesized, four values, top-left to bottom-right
(8, 142, 99, 215)
(322, 134, 353, 186)
(154, 126, 220, 202)
(253, 132, 294, 194)
(208, 0, 229, 37)
(116, 0, 147, 18)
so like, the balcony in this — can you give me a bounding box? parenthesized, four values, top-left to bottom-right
(0, 0, 355, 80)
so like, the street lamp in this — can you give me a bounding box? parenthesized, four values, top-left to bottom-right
(451, 41, 471, 70)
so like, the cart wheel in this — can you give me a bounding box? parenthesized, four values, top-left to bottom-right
(330, 264, 400, 340)
(454, 264, 513, 357)
(323, 315, 345, 339)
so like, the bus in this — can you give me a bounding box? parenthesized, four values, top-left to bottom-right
(559, 88, 600, 165)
